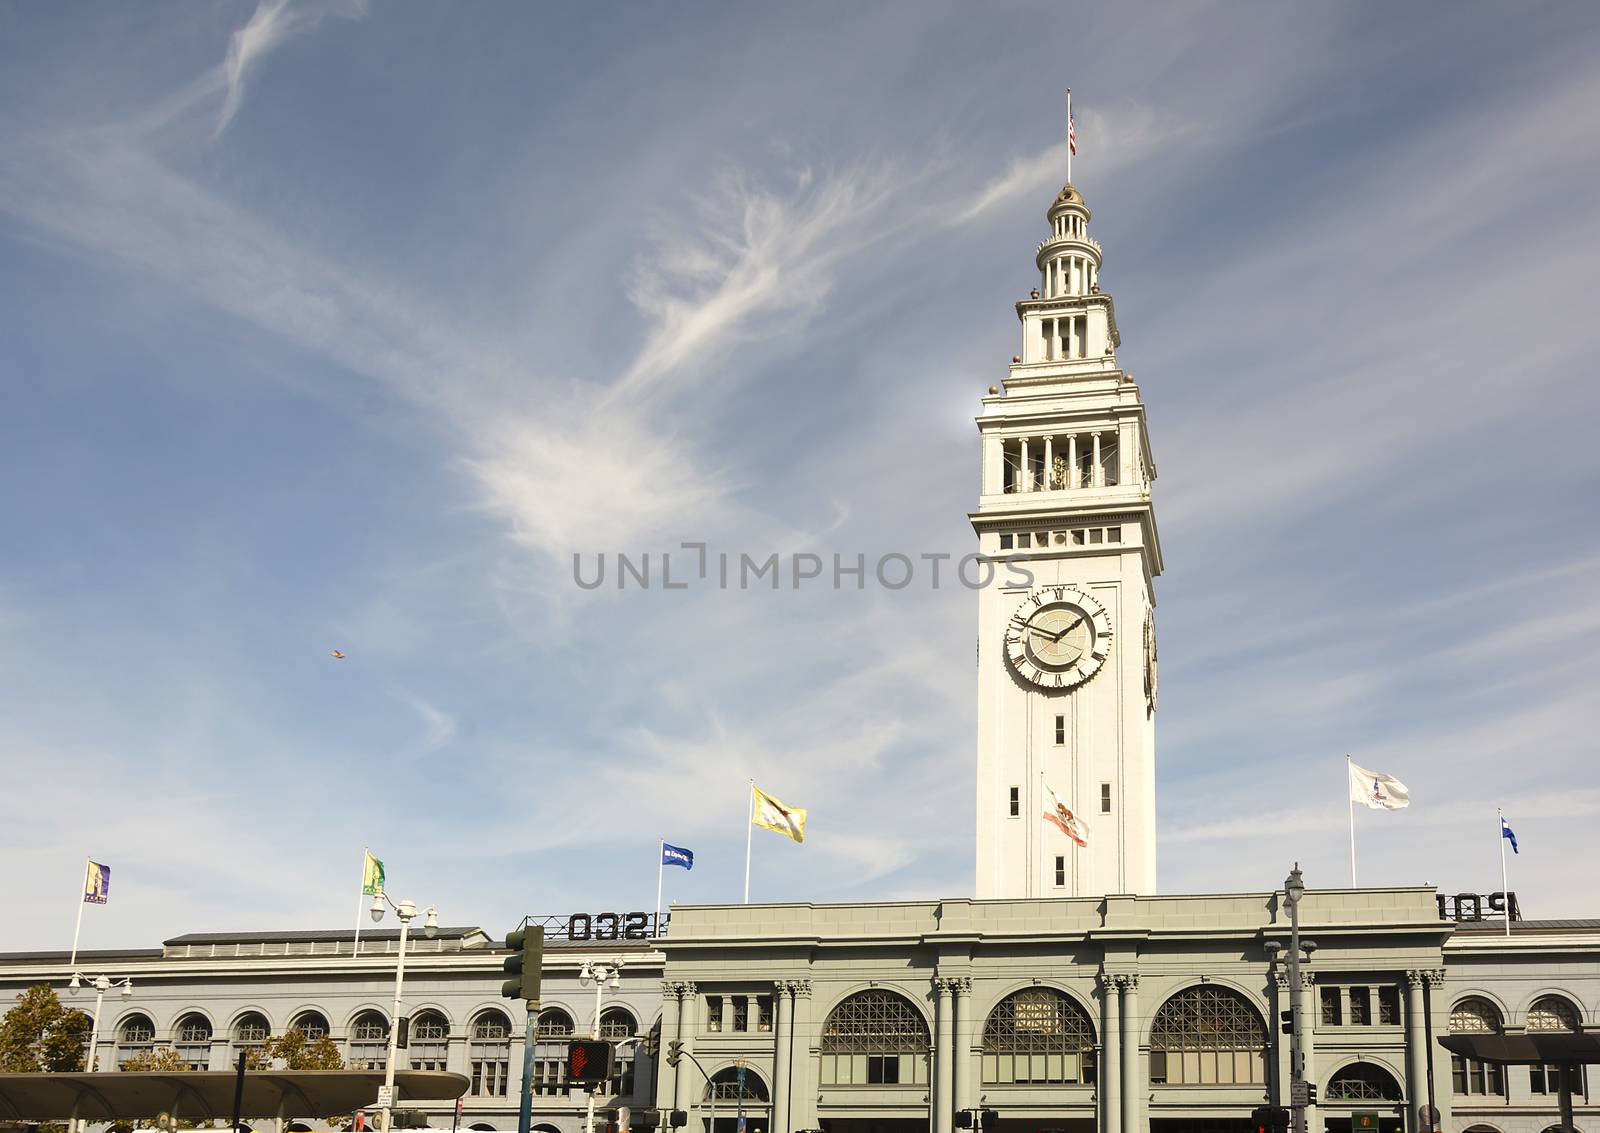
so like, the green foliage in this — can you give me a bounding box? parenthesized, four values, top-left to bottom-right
(0, 984, 93, 1072)
(120, 1046, 194, 1071)
(243, 1029, 346, 1071)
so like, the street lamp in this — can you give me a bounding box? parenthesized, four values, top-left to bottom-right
(578, 959, 624, 1133)
(370, 893, 439, 1133)
(68, 973, 134, 1073)
(1279, 865, 1318, 1133)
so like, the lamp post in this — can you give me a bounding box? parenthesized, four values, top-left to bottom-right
(579, 958, 624, 1133)
(67, 972, 133, 1073)
(1280, 865, 1318, 1133)
(370, 892, 439, 1133)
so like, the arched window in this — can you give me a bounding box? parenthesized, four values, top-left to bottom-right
(536, 1008, 573, 1039)
(349, 1011, 389, 1070)
(290, 1011, 330, 1040)
(233, 1013, 270, 1054)
(174, 1014, 212, 1070)
(1149, 986, 1267, 1086)
(1326, 1063, 1403, 1102)
(1527, 997, 1579, 1032)
(1449, 999, 1505, 1097)
(599, 1008, 636, 1039)
(471, 1011, 513, 1098)
(597, 1009, 638, 1096)
(408, 1011, 450, 1071)
(115, 1014, 155, 1069)
(983, 988, 1096, 1085)
(1450, 998, 1502, 1034)
(820, 991, 930, 1086)
(706, 1067, 770, 1103)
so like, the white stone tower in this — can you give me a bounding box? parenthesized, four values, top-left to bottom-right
(971, 181, 1162, 899)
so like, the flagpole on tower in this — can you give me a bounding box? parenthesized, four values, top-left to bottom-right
(69, 856, 88, 972)
(353, 846, 368, 957)
(1066, 89, 1073, 185)
(655, 839, 665, 937)
(1497, 808, 1510, 938)
(743, 780, 755, 905)
(1347, 755, 1357, 887)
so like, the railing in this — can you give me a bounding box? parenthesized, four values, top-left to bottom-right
(1035, 234, 1102, 256)
(516, 912, 669, 945)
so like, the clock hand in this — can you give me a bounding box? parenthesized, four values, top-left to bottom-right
(1051, 615, 1086, 643)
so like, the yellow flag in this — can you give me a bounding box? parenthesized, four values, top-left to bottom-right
(752, 786, 807, 843)
(362, 850, 385, 896)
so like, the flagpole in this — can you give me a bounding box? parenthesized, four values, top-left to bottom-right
(1066, 89, 1073, 185)
(743, 781, 755, 905)
(655, 839, 665, 938)
(1497, 808, 1510, 938)
(353, 846, 368, 957)
(1347, 755, 1357, 888)
(69, 857, 88, 972)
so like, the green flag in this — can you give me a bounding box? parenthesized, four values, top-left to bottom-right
(362, 850, 385, 896)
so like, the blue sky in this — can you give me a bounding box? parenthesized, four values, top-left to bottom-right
(4, 2, 1599, 950)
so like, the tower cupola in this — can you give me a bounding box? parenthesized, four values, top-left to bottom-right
(1036, 184, 1102, 298)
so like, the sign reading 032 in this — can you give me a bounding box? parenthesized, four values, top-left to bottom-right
(1004, 586, 1113, 690)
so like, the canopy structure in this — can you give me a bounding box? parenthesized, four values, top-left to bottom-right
(0, 1070, 469, 1123)
(1439, 1034, 1600, 1133)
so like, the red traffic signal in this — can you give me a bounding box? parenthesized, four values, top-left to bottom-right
(568, 1040, 615, 1085)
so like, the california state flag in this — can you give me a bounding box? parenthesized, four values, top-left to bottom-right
(1044, 783, 1088, 847)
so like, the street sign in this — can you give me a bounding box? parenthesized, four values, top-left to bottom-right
(1290, 1081, 1309, 1107)
(1353, 1112, 1380, 1131)
(376, 1087, 394, 1109)
(1420, 1105, 1441, 1132)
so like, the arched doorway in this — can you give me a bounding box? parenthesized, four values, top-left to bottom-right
(817, 990, 931, 1133)
(1322, 1062, 1405, 1133)
(704, 1066, 770, 1133)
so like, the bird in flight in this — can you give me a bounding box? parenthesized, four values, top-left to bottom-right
(330, 650, 347, 660)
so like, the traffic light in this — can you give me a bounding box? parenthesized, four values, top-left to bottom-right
(395, 1015, 410, 1049)
(979, 1108, 999, 1130)
(1251, 1106, 1291, 1133)
(668, 1112, 688, 1128)
(1305, 1085, 1317, 1107)
(666, 1040, 683, 1068)
(568, 1040, 615, 1086)
(501, 924, 544, 1001)
(1280, 1009, 1294, 1035)
(641, 1028, 660, 1057)
(955, 1113, 973, 1129)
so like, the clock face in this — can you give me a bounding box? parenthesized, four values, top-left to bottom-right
(1004, 586, 1113, 690)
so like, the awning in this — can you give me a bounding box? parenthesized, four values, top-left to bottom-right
(0, 1070, 469, 1122)
(1439, 1034, 1600, 1065)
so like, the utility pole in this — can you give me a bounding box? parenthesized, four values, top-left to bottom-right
(1283, 865, 1316, 1133)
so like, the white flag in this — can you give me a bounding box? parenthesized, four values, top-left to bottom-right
(1349, 760, 1409, 811)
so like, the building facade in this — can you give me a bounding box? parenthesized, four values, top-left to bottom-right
(972, 182, 1161, 900)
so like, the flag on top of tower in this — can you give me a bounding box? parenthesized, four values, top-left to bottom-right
(1348, 759, 1410, 811)
(752, 785, 806, 843)
(83, 860, 111, 904)
(1069, 111, 1077, 156)
(662, 842, 694, 869)
(1043, 783, 1088, 847)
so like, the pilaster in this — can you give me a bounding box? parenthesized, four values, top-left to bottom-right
(1424, 970, 1450, 1133)
(952, 978, 973, 1119)
(1119, 975, 1141, 1133)
(1405, 971, 1427, 1133)
(771, 982, 791, 1133)
(790, 982, 816, 1131)
(1101, 970, 1122, 1133)
(935, 978, 957, 1133)
(660, 981, 682, 1117)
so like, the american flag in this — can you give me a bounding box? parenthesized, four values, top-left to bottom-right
(1069, 114, 1077, 156)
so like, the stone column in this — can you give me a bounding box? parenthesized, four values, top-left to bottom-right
(1068, 435, 1079, 488)
(1043, 436, 1054, 489)
(1120, 976, 1141, 1133)
(676, 982, 699, 1113)
(953, 978, 973, 1121)
(935, 979, 955, 1133)
(1101, 972, 1122, 1133)
(1273, 974, 1291, 1107)
(1424, 971, 1451, 1133)
(1092, 434, 1103, 487)
(1019, 438, 1031, 492)
(1405, 972, 1426, 1133)
(660, 983, 682, 1116)
(790, 982, 816, 1131)
(1298, 973, 1319, 1133)
(772, 983, 791, 1133)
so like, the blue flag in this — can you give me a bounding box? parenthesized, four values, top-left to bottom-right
(1501, 817, 1519, 854)
(662, 843, 694, 870)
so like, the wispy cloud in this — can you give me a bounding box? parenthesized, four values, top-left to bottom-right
(217, 0, 366, 136)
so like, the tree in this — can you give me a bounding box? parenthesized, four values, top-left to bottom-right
(121, 1046, 193, 1072)
(0, 984, 92, 1072)
(244, 1029, 345, 1070)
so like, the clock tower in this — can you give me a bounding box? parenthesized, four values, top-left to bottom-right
(971, 180, 1162, 899)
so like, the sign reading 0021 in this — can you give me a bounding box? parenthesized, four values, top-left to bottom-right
(1004, 586, 1113, 690)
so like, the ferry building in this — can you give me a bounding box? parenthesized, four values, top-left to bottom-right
(3, 176, 1595, 1133)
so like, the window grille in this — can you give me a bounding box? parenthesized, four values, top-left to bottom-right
(732, 997, 748, 1032)
(981, 988, 1096, 1085)
(1149, 985, 1267, 1086)
(290, 1012, 330, 1040)
(349, 1012, 389, 1070)
(820, 991, 929, 1087)
(175, 1016, 212, 1070)
(1326, 1063, 1403, 1102)
(536, 1009, 573, 1039)
(232, 1013, 270, 1056)
(1449, 998, 1501, 1034)
(409, 1011, 450, 1071)
(470, 1011, 512, 1097)
(116, 1016, 156, 1069)
(1378, 987, 1400, 1026)
(706, 1068, 770, 1102)
(599, 1008, 635, 1040)
(1526, 997, 1579, 1032)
